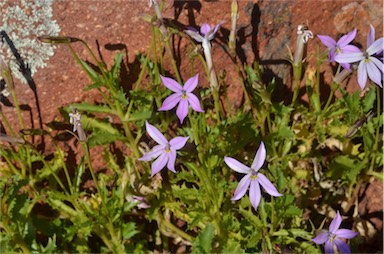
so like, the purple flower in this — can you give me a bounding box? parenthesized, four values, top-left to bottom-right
(335, 28, 383, 89)
(312, 211, 358, 254)
(139, 121, 189, 176)
(184, 23, 222, 43)
(224, 142, 282, 211)
(159, 74, 203, 124)
(318, 29, 360, 70)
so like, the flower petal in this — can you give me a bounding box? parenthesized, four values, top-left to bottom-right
(366, 58, 383, 87)
(251, 142, 266, 172)
(312, 232, 329, 245)
(184, 73, 199, 92)
(335, 229, 358, 239)
(151, 152, 168, 176)
(324, 239, 335, 254)
(357, 60, 368, 90)
(329, 211, 342, 234)
(169, 136, 189, 150)
(318, 35, 336, 49)
(176, 99, 189, 123)
(167, 150, 176, 173)
(257, 173, 282, 197)
(367, 24, 375, 47)
(139, 144, 164, 161)
(185, 29, 204, 42)
(160, 75, 182, 92)
(231, 173, 251, 200)
(342, 45, 361, 54)
(224, 157, 251, 174)
(146, 121, 168, 145)
(249, 180, 261, 211)
(187, 93, 204, 112)
(206, 22, 223, 41)
(335, 52, 364, 63)
(334, 238, 351, 254)
(338, 28, 357, 47)
(159, 93, 181, 111)
(200, 23, 211, 36)
(366, 38, 383, 56)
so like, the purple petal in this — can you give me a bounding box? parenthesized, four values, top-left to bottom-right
(338, 28, 357, 47)
(139, 144, 164, 161)
(151, 152, 168, 176)
(187, 93, 204, 112)
(206, 22, 223, 41)
(312, 232, 329, 245)
(249, 180, 261, 211)
(335, 52, 364, 63)
(328, 49, 337, 62)
(318, 35, 336, 49)
(159, 93, 181, 111)
(324, 240, 335, 254)
(176, 99, 189, 123)
(200, 23, 211, 36)
(167, 150, 176, 173)
(342, 45, 361, 53)
(367, 24, 375, 48)
(340, 63, 351, 70)
(329, 211, 342, 234)
(334, 238, 351, 254)
(335, 229, 358, 239)
(231, 173, 251, 200)
(357, 60, 368, 90)
(251, 142, 266, 172)
(184, 73, 199, 92)
(257, 173, 282, 197)
(169, 136, 189, 150)
(146, 121, 168, 145)
(366, 58, 383, 87)
(185, 29, 204, 42)
(224, 157, 251, 174)
(367, 38, 384, 56)
(160, 75, 182, 92)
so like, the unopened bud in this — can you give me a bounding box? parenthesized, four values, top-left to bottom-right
(0, 54, 14, 91)
(38, 35, 80, 44)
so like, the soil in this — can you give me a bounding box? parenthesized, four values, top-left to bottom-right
(0, 0, 382, 251)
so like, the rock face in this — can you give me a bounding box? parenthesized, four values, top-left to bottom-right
(0, 0, 382, 249)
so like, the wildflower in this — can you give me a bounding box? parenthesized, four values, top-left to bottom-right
(185, 23, 223, 90)
(224, 142, 282, 211)
(139, 121, 189, 176)
(159, 74, 203, 124)
(69, 108, 87, 141)
(312, 211, 358, 254)
(294, 24, 313, 66)
(126, 195, 150, 209)
(318, 29, 360, 69)
(335, 26, 383, 89)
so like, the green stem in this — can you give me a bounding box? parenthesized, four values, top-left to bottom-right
(291, 64, 302, 106)
(158, 213, 194, 243)
(368, 86, 381, 173)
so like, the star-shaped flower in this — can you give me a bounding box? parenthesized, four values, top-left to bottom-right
(159, 74, 204, 123)
(312, 211, 358, 254)
(224, 142, 282, 211)
(335, 30, 383, 89)
(318, 29, 360, 70)
(139, 121, 189, 176)
(184, 23, 222, 43)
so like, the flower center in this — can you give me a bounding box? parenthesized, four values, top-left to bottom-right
(164, 143, 171, 153)
(181, 90, 188, 100)
(335, 46, 342, 54)
(363, 51, 370, 62)
(250, 171, 258, 180)
(329, 232, 336, 242)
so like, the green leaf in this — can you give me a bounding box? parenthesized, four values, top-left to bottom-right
(70, 103, 115, 114)
(192, 224, 215, 254)
(122, 222, 138, 240)
(79, 59, 99, 82)
(363, 87, 376, 113)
